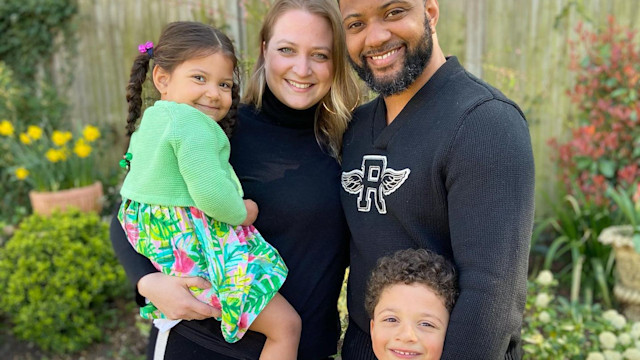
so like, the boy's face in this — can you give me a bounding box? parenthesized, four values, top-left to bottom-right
(370, 283, 449, 360)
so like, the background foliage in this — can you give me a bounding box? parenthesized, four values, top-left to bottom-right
(0, 209, 128, 354)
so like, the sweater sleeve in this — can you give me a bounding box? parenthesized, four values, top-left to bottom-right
(170, 109, 247, 225)
(440, 100, 534, 360)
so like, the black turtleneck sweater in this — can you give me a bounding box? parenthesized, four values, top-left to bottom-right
(110, 87, 349, 359)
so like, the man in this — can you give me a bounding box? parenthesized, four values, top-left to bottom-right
(338, 0, 535, 359)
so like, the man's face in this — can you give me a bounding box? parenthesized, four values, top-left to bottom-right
(340, 0, 433, 96)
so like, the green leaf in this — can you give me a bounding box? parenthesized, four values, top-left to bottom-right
(575, 157, 592, 171)
(610, 88, 627, 98)
(598, 159, 616, 178)
(633, 233, 640, 253)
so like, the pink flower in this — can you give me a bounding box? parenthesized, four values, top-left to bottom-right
(173, 248, 196, 274)
(210, 295, 222, 310)
(125, 223, 139, 247)
(238, 313, 249, 330)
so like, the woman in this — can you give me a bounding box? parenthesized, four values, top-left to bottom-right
(110, 0, 359, 358)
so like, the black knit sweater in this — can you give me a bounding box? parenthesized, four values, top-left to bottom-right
(111, 87, 349, 359)
(340, 57, 535, 360)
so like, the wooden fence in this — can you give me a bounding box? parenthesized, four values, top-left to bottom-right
(59, 0, 640, 215)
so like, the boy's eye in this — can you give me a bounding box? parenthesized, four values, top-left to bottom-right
(419, 321, 435, 328)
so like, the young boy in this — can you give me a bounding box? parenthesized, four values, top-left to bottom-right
(365, 249, 459, 360)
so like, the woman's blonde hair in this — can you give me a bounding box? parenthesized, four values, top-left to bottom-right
(243, 0, 360, 159)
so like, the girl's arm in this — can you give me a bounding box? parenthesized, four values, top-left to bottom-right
(110, 213, 220, 320)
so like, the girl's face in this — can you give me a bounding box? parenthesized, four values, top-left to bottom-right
(263, 9, 334, 110)
(153, 52, 234, 122)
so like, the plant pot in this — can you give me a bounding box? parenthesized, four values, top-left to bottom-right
(29, 181, 103, 216)
(599, 225, 640, 321)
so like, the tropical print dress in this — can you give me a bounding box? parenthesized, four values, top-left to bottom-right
(118, 199, 288, 343)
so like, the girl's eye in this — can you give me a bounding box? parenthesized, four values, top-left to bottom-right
(193, 75, 205, 82)
(278, 47, 294, 54)
(419, 321, 435, 328)
(382, 317, 398, 323)
(220, 82, 232, 90)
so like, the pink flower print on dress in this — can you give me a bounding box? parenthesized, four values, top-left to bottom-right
(173, 248, 196, 275)
(125, 223, 140, 247)
(210, 295, 222, 310)
(190, 207, 207, 221)
(238, 312, 249, 330)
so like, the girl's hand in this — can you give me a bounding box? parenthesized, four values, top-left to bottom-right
(137, 272, 221, 320)
(241, 199, 259, 226)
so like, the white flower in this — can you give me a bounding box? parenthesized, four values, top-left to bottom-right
(620, 333, 633, 346)
(604, 350, 622, 360)
(623, 348, 640, 360)
(600, 331, 618, 350)
(631, 322, 640, 339)
(587, 352, 605, 360)
(538, 311, 551, 323)
(535, 293, 552, 308)
(604, 309, 622, 322)
(535, 270, 554, 286)
(611, 314, 628, 330)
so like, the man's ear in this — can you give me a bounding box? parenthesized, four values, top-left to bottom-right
(425, 0, 440, 32)
(152, 65, 169, 96)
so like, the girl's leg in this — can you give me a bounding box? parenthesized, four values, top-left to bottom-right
(249, 292, 301, 360)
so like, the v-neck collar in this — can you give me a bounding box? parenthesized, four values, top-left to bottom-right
(371, 56, 463, 149)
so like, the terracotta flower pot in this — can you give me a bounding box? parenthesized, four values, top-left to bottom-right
(29, 181, 104, 216)
(599, 225, 640, 321)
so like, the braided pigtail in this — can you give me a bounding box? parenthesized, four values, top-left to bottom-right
(125, 53, 151, 136)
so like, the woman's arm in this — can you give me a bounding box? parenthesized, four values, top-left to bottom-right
(110, 212, 220, 320)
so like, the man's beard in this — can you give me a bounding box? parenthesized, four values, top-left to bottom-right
(350, 16, 433, 97)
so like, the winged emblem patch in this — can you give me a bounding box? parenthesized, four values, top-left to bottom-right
(341, 155, 410, 214)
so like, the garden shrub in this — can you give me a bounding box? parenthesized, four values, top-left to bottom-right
(541, 15, 640, 306)
(0, 209, 128, 354)
(550, 16, 640, 204)
(523, 270, 640, 360)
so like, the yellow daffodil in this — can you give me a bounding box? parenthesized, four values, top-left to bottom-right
(19, 133, 32, 144)
(73, 138, 92, 158)
(15, 167, 29, 180)
(45, 148, 64, 163)
(0, 119, 14, 136)
(52, 130, 72, 146)
(26, 125, 43, 140)
(82, 125, 101, 142)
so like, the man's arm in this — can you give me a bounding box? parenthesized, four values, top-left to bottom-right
(441, 100, 535, 359)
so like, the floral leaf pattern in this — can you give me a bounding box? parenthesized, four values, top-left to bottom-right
(118, 199, 287, 343)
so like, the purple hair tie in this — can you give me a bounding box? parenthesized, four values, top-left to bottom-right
(138, 41, 154, 58)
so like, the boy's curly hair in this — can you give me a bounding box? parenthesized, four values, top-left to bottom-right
(365, 248, 459, 318)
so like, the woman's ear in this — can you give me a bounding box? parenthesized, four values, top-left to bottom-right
(152, 65, 170, 96)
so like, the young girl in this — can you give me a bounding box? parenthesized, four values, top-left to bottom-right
(118, 21, 301, 359)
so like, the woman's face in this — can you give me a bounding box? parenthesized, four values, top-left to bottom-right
(263, 9, 334, 110)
